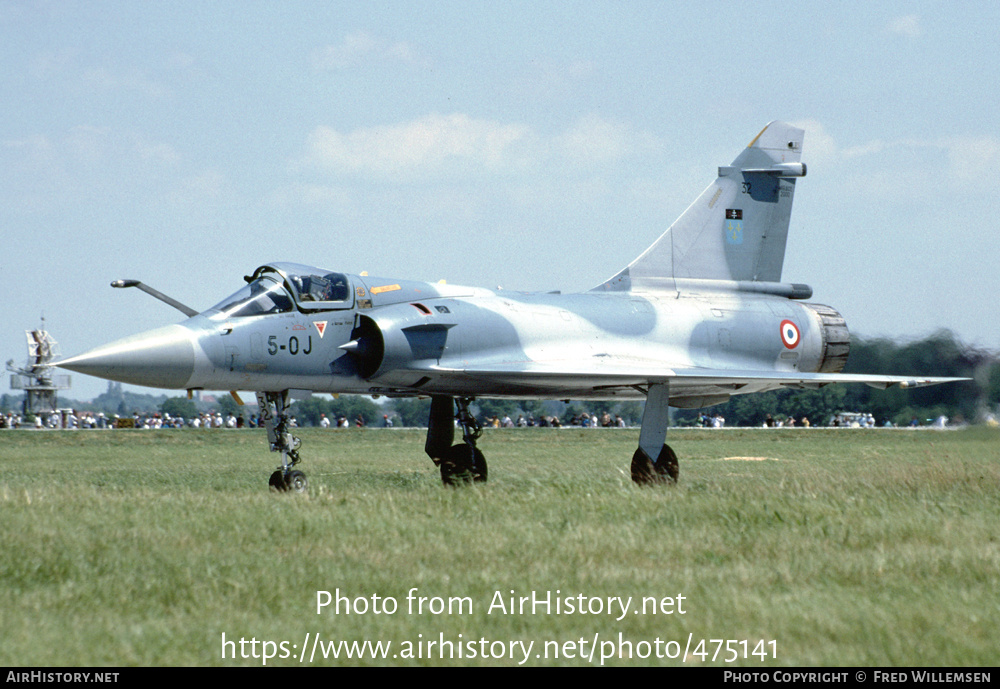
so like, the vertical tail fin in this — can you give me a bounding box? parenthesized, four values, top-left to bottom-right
(596, 121, 806, 291)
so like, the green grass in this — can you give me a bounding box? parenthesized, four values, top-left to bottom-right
(1, 427, 998, 666)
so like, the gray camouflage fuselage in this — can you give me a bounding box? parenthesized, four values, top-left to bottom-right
(56, 122, 964, 488)
(85, 272, 846, 405)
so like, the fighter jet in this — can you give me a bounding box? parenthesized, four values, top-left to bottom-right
(57, 121, 964, 491)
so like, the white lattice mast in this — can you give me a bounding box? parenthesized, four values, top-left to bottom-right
(6, 317, 71, 416)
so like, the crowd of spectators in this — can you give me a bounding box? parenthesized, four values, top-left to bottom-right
(0, 410, 269, 430)
(3, 407, 974, 430)
(481, 411, 629, 428)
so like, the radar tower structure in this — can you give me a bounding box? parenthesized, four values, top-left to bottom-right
(6, 317, 71, 417)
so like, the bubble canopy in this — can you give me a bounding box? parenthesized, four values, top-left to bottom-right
(207, 263, 354, 318)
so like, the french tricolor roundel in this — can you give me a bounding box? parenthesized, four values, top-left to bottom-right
(780, 320, 800, 349)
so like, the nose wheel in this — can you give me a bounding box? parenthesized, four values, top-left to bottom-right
(269, 469, 308, 493)
(257, 391, 307, 493)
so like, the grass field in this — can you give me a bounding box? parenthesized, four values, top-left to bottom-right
(1, 426, 997, 666)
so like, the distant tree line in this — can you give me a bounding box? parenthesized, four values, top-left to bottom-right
(4, 330, 997, 428)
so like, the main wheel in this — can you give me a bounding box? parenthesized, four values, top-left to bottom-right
(630, 444, 678, 485)
(440, 443, 487, 486)
(269, 470, 287, 492)
(284, 470, 308, 493)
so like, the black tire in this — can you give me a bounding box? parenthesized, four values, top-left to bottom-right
(440, 443, 487, 486)
(285, 470, 308, 493)
(269, 470, 287, 492)
(630, 444, 678, 485)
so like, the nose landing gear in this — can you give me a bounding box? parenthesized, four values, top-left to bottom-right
(257, 391, 307, 493)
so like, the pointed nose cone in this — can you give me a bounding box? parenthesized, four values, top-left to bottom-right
(56, 324, 196, 389)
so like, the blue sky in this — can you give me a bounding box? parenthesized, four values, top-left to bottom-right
(3, 1, 998, 401)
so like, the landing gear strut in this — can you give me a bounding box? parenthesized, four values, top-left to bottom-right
(425, 395, 488, 486)
(631, 382, 678, 485)
(257, 391, 307, 492)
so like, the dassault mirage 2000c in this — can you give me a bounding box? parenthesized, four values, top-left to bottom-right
(57, 121, 964, 491)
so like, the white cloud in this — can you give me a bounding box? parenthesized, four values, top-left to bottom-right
(29, 48, 78, 80)
(66, 125, 112, 161)
(58, 126, 180, 167)
(788, 120, 1000, 196)
(2, 134, 57, 169)
(941, 135, 1000, 184)
(558, 115, 634, 166)
(312, 32, 428, 70)
(789, 119, 837, 166)
(305, 113, 660, 178)
(172, 169, 226, 203)
(888, 14, 922, 38)
(511, 59, 597, 103)
(1, 126, 202, 214)
(132, 137, 181, 165)
(269, 183, 359, 217)
(306, 113, 536, 176)
(80, 66, 170, 100)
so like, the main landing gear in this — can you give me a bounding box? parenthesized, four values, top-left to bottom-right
(630, 382, 679, 486)
(257, 391, 307, 493)
(421, 387, 678, 487)
(425, 395, 488, 486)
